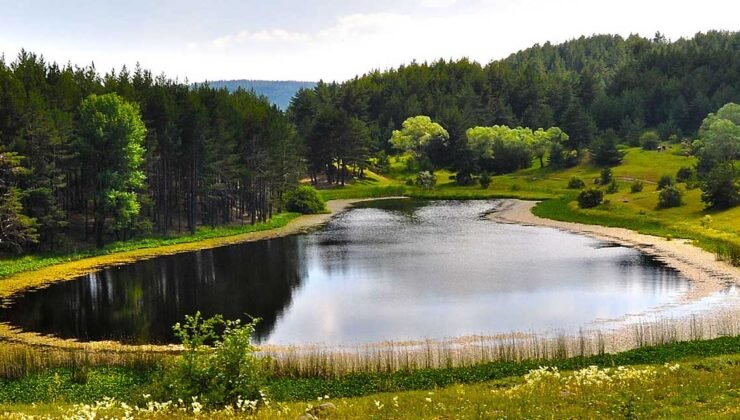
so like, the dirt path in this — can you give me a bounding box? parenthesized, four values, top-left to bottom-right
(488, 199, 739, 302)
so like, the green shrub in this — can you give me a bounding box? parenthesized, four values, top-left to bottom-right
(415, 171, 437, 189)
(658, 185, 683, 208)
(284, 186, 326, 214)
(578, 188, 604, 208)
(478, 172, 491, 189)
(701, 163, 740, 209)
(153, 312, 269, 407)
(567, 177, 585, 189)
(640, 130, 660, 150)
(676, 166, 695, 183)
(599, 167, 613, 185)
(630, 180, 644, 193)
(606, 180, 619, 194)
(657, 174, 674, 190)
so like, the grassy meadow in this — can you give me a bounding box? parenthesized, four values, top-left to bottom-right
(1, 338, 739, 418)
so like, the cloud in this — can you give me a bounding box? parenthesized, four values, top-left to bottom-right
(33, 0, 736, 82)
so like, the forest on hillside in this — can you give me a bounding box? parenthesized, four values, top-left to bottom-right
(290, 31, 739, 174)
(1, 31, 738, 254)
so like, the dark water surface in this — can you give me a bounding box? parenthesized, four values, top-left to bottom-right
(0, 200, 690, 345)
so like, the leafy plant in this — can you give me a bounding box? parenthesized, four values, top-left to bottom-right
(630, 180, 644, 193)
(154, 312, 269, 407)
(415, 171, 437, 189)
(658, 186, 683, 209)
(606, 180, 620, 194)
(478, 172, 492, 189)
(676, 166, 695, 183)
(577, 189, 604, 208)
(599, 167, 613, 185)
(284, 186, 326, 214)
(567, 177, 585, 189)
(657, 175, 674, 190)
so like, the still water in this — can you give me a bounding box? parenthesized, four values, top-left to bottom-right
(0, 200, 690, 345)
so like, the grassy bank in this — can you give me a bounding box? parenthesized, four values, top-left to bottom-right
(1, 337, 738, 417)
(317, 147, 740, 265)
(0, 213, 300, 279)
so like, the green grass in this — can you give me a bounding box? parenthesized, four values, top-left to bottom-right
(2, 339, 739, 418)
(317, 146, 740, 265)
(0, 213, 300, 278)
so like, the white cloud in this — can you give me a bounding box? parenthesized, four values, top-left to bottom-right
(9, 0, 736, 82)
(180, 0, 738, 81)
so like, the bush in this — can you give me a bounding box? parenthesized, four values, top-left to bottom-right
(415, 171, 437, 189)
(701, 163, 740, 209)
(456, 171, 474, 186)
(630, 180, 644, 193)
(478, 172, 492, 189)
(657, 175, 674, 190)
(676, 166, 695, 183)
(284, 186, 326, 214)
(658, 186, 683, 209)
(154, 312, 269, 407)
(578, 188, 604, 208)
(599, 167, 613, 185)
(567, 177, 586, 189)
(606, 180, 619, 194)
(640, 131, 660, 150)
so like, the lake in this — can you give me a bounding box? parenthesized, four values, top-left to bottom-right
(0, 199, 690, 345)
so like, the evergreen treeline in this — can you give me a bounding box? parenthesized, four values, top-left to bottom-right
(0, 52, 301, 252)
(201, 80, 317, 110)
(289, 31, 739, 172)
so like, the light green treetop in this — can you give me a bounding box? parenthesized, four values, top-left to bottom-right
(389, 116, 449, 157)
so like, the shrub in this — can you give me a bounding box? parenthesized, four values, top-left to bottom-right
(606, 180, 619, 194)
(599, 167, 613, 185)
(478, 172, 492, 189)
(284, 186, 326, 214)
(658, 186, 683, 208)
(415, 171, 437, 189)
(630, 180, 644, 193)
(154, 312, 269, 407)
(657, 175, 674, 190)
(676, 167, 695, 183)
(640, 131, 660, 150)
(578, 188, 604, 208)
(456, 171, 474, 186)
(701, 163, 740, 209)
(567, 177, 586, 189)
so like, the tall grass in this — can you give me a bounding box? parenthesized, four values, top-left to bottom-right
(264, 310, 740, 379)
(0, 343, 166, 380)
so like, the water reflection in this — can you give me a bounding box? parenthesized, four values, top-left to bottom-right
(0, 200, 692, 345)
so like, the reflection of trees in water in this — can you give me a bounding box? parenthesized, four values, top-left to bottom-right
(0, 236, 309, 344)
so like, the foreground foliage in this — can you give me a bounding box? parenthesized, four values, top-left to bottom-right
(3, 353, 738, 418)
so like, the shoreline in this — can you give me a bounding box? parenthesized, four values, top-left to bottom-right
(0, 196, 737, 354)
(0, 198, 400, 303)
(487, 199, 739, 303)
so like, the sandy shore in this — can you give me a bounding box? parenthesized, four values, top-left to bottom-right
(488, 199, 740, 302)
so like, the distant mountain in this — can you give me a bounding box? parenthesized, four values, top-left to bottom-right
(201, 80, 316, 110)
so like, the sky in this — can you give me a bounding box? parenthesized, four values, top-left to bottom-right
(0, 0, 738, 82)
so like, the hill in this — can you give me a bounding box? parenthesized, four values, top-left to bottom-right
(201, 80, 316, 109)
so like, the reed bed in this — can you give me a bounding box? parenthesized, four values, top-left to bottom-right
(265, 309, 740, 379)
(0, 342, 166, 379)
(0, 309, 737, 381)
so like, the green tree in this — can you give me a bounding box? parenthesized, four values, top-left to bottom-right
(0, 150, 38, 253)
(78, 93, 147, 247)
(591, 129, 623, 166)
(389, 116, 449, 160)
